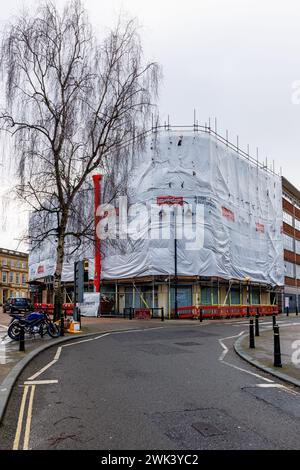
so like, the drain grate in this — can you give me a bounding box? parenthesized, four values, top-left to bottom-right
(175, 341, 201, 346)
(192, 422, 224, 437)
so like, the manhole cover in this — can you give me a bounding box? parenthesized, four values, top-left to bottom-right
(191, 422, 224, 437)
(175, 342, 201, 346)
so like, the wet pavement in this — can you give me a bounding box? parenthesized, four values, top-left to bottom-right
(236, 316, 300, 383)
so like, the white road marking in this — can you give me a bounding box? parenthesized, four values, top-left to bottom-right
(0, 340, 6, 365)
(255, 383, 300, 396)
(218, 331, 244, 361)
(23, 385, 35, 450)
(222, 360, 274, 382)
(27, 360, 58, 381)
(24, 380, 58, 385)
(62, 337, 99, 347)
(13, 385, 29, 450)
(256, 383, 286, 388)
(54, 347, 62, 361)
(218, 331, 274, 383)
(0, 324, 8, 330)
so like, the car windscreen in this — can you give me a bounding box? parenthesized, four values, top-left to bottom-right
(14, 299, 31, 306)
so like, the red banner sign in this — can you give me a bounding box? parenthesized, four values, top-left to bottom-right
(222, 206, 235, 222)
(157, 196, 183, 206)
(256, 223, 265, 233)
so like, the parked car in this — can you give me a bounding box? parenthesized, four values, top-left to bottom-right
(3, 298, 33, 314)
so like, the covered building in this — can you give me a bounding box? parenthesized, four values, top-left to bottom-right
(28, 126, 284, 316)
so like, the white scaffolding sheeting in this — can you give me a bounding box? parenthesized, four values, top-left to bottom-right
(28, 130, 284, 287)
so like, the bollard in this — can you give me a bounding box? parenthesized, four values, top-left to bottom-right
(273, 325, 282, 367)
(249, 318, 255, 348)
(19, 323, 25, 352)
(246, 305, 250, 318)
(255, 313, 260, 337)
(286, 306, 289, 317)
(199, 309, 203, 323)
(296, 306, 298, 316)
(272, 314, 276, 329)
(161, 307, 164, 322)
(129, 307, 133, 320)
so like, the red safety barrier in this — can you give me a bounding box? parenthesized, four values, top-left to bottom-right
(34, 303, 74, 316)
(176, 305, 278, 319)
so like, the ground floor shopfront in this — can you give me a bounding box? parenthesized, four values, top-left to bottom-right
(29, 276, 280, 318)
(100, 277, 278, 318)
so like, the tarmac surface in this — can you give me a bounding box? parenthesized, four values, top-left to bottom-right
(1, 314, 300, 450)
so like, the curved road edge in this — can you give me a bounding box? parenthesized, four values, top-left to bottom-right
(0, 327, 146, 424)
(234, 333, 300, 389)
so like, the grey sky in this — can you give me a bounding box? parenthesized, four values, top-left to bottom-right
(1, 0, 300, 249)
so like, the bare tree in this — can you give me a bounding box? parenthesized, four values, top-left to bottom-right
(0, 0, 160, 319)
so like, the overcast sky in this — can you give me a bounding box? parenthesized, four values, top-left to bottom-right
(1, 0, 300, 250)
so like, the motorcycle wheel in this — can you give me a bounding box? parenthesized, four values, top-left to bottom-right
(47, 323, 60, 338)
(8, 322, 21, 341)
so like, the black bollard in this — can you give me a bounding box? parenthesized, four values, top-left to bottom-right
(129, 307, 133, 320)
(296, 306, 298, 316)
(199, 309, 203, 323)
(19, 323, 25, 352)
(286, 306, 289, 317)
(161, 307, 164, 322)
(255, 313, 260, 337)
(249, 318, 255, 348)
(272, 314, 276, 329)
(273, 325, 282, 367)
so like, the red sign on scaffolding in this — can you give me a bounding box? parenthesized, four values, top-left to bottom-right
(256, 223, 265, 233)
(222, 206, 235, 222)
(157, 196, 183, 206)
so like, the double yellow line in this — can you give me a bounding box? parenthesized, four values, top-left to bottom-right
(13, 384, 36, 450)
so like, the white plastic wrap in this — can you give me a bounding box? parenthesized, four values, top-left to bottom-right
(29, 130, 284, 287)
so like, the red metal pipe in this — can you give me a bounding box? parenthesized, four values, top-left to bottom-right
(92, 174, 102, 292)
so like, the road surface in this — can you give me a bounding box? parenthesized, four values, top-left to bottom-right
(1, 317, 300, 450)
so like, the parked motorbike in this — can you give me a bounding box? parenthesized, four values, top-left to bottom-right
(8, 311, 60, 341)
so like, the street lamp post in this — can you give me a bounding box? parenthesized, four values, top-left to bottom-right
(245, 276, 251, 317)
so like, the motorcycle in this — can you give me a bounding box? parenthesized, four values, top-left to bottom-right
(8, 311, 60, 341)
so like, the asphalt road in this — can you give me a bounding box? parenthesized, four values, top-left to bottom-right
(1, 318, 300, 450)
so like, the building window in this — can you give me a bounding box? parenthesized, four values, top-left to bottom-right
(295, 219, 300, 231)
(283, 211, 293, 226)
(10, 260, 14, 268)
(22, 274, 26, 285)
(9, 272, 14, 283)
(285, 261, 295, 278)
(296, 239, 300, 255)
(2, 259, 7, 267)
(22, 261, 26, 269)
(16, 260, 21, 268)
(2, 272, 7, 283)
(251, 287, 261, 305)
(296, 265, 300, 280)
(16, 273, 20, 284)
(230, 286, 241, 305)
(201, 287, 218, 305)
(284, 234, 294, 252)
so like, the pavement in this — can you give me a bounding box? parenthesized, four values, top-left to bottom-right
(234, 315, 300, 387)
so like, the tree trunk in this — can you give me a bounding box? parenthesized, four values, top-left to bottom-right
(53, 222, 67, 322)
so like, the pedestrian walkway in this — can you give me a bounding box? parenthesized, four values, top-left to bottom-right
(235, 318, 300, 386)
